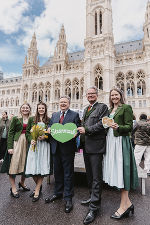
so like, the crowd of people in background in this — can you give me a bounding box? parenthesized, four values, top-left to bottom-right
(0, 86, 149, 224)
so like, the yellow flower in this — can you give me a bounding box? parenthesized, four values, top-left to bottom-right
(30, 124, 48, 151)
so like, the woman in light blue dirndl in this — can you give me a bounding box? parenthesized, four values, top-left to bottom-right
(25, 102, 51, 202)
(103, 88, 138, 220)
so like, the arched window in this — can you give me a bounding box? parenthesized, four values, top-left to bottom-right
(1, 99, 4, 107)
(6, 99, 9, 107)
(45, 82, 51, 102)
(39, 90, 43, 102)
(10, 98, 14, 106)
(126, 71, 135, 96)
(65, 79, 71, 98)
(99, 11, 102, 34)
(116, 72, 125, 92)
(136, 70, 146, 96)
(94, 65, 103, 90)
(23, 84, 28, 101)
(16, 98, 19, 106)
(127, 81, 135, 97)
(38, 83, 44, 102)
(54, 80, 61, 100)
(95, 12, 97, 35)
(72, 78, 79, 100)
(32, 83, 37, 103)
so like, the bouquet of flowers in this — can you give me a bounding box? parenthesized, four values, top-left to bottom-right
(30, 124, 49, 151)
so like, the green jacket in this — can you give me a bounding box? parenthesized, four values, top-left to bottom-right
(110, 104, 133, 137)
(7, 116, 24, 149)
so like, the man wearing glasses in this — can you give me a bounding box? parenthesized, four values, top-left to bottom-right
(78, 86, 108, 224)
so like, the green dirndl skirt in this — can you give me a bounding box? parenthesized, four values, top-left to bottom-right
(122, 136, 139, 191)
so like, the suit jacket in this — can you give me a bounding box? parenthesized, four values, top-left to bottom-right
(110, 104, 133, 137)
(81, 102, 108, 154)
(0, 118, 10, 140)
(50, 109, 81, 155)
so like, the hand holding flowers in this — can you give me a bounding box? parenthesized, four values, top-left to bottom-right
(30, 124, 49, 151)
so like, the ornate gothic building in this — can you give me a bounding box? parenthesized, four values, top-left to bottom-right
(0, 0, 150, 118)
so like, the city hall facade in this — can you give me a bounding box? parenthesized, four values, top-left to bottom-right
(0, 0, 150, 118)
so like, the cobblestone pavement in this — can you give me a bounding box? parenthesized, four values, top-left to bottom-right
(0, 165, 150, 225)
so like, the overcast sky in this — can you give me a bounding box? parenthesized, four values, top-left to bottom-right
(0, 0, 148, 77)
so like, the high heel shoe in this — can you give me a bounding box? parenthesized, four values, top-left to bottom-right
(29, 185, 42, 197)
(18, 182, 30, 191)
(128, 204, 134, 214)
(111, 208, 130, 219)
(10, 188, 20, 198)
(32, 195, 40, 202)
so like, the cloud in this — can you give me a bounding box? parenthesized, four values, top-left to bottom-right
(112, 0, 147, 43)
(0, 45, 24, 62)
(17, 0, 86, 58)
(0, 0, 148, 62)
(3, 73, 22, 79)
(0, 0, 29, 34)
(16, 0, 148, 59)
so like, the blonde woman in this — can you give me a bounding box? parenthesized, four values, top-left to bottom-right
(1, 103, 31, 198)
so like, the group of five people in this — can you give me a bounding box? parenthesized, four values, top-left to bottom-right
(0, 86, 138, 225)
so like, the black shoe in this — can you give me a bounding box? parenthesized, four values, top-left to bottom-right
(65, 200, 73, 213)
(32, 195, 40, 202)
(111, 208, 130, 219)
(83, 210, 98, 224)
(30, 185, 42, 198)
(81, 198, 91, 206)
(45, 194, 62, 203)
(18, 182, 30, 191)
(128, 204, 134, 214)
(10, 188, 20, 198)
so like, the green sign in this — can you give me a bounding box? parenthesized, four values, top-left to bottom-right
(50, 123, 77, 143)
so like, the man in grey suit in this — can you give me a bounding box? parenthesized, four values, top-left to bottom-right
(78, 86, 108, 224)
(45, 96, 80, 213)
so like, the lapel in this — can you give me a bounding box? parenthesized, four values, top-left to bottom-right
(84, 102, 98, 121)
(62, 109, 70, 124)
(113, 105, 123, 118)
(55, 112, 61, 123)
(18, 117, 23, 125)
(83, 107, 88, 121)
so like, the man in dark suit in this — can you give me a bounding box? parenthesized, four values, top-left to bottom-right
(45, 96, 80, 213)
(78, 86, 108, 224)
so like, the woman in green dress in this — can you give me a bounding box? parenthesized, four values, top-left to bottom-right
(1, 103, 31, 198)
(103, 88, 138, 219)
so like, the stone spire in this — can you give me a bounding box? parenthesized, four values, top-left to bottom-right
(27, 32, 38, 65)
(54, 25, 68, 60)
(22, 33, 39, 78)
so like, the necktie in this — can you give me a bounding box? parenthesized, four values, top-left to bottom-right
(59, 112, 65, 124)
(88, 105, 92, 112)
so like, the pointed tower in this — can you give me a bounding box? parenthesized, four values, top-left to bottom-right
(53, 25, 68, 61)
(83, 0, 115, 106)
(143, 1, 150, 51)
(22, 33, 39, 78)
